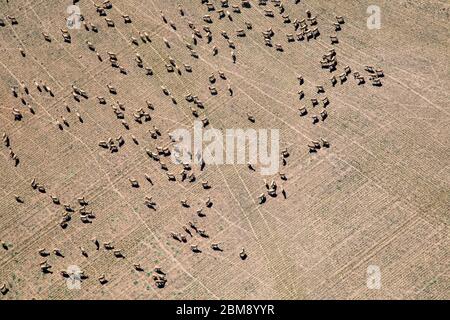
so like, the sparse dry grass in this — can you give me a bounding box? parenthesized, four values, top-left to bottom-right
(0, 0, 449, 300)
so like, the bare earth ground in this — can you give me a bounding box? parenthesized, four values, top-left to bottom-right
(0, 0, 449, 300)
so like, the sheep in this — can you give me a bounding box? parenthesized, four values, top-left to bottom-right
(196, 208, 206, 217)
(371, 78, 382, 86)
(90, 23, 98, 32)
(236, 29, 246, 37)
(316, 85, 325, 94)
(129, 178, 139, 188)
(258, 193, 266, 204)
(202, 181, 210, 189)
(308, 16, 318, 25)
(312, 27, 320, 38)
(312, 115, 319, 124)
(376, 69, 384, 77)
(11, 86, 18, 98)
(144, 197, 156, 209)
(142, 31, 151, 42)
(339, 73, 347, 84)
(299, 107, 307, 116)
(98, 275, 108, 285)
(209, 86, 218, 95)
(321, 137, 330, 148)
(107, 84, 116, 94)
(78, 197, 88, 206)
(61, 29, 71, 42)
(80, 247, 88, 257)
(356, 76, 365, 85)
(53, 248, 64, 257)
(203, 15, 212, 23)
(344, 65, 351, 75)
(330, 35, 339, 44)
(282, 14, 291, 23)
(331, 22, 341, 32)
(188, 221, 198, 233)
(365, 65, 375, 73)
(40, 261, 52, 273)
(161, 86, 169, 95)
(264, 9, 274, 17)
(247, 113, 255, 122)
(281, 148, 289, 158)
(311, 140, 321, 149)
(227, 83, 233, 96)
(142, 66, 152, 76)
(165, 64, 174, 72)
(163, 37, 170, 48)
(320, 110, 328, 120)
(13, 109, 23, 121)
(1, 284, 9, 295)
(42, 32, 51, 42)
(240, 248, 247, 259)
(330, 76, 337, 86)
(113, 250, 124, 258)
(38, 248, 50, 257)
(2, 134, 10, 147)
(105, 18, 114, 27)
(336, 16, 345, 24)
(103, 242, 114, 250)
(167, 173, 176, 181)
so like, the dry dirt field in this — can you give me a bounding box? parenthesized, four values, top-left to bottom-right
(0, 0, 449, 300)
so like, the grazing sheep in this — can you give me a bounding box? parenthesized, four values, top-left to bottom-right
(330, 35, 339, 44)
(240, 248, 247, 259)
(1, 284, 9, 295)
